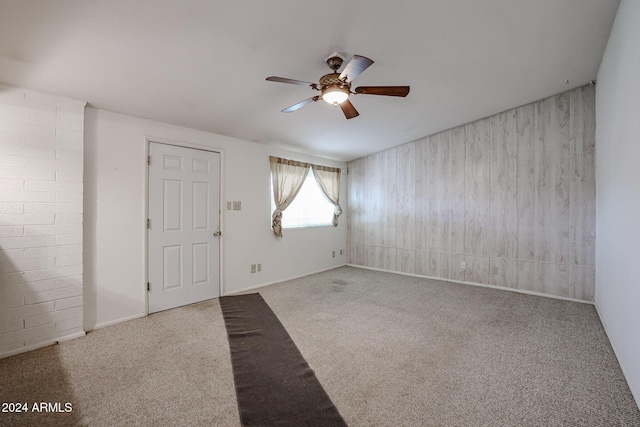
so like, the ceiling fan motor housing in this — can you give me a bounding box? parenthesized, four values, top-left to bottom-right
(320, 73, 351, 104)
(319, 73, 349, 90)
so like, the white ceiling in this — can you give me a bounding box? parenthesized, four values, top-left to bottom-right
(0, 0, 619, 161)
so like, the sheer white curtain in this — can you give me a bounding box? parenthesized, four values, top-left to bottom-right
(311, 165, 342, 227)
(270, 156, 310, 237)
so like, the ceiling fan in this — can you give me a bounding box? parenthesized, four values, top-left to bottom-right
(266, 54, 410, 119)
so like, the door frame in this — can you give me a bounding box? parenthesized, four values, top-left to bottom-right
(144, 137, 225, 315)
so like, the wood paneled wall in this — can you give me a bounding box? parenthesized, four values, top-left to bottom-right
(347, 86, 595, 301)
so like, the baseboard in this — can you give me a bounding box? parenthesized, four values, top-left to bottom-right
(347, 264, 594, 305)
(90, 313, 146, 331)
(0, 330, 86, 360)
(224, 264, 348, 296)
(89, 266, 348, 327)
(87, 266, 349, 325)
(594, 301, 640, 410)
(57, 330, 86, 342)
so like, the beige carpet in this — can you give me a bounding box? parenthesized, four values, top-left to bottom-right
(0, 298, 239, 427)
(1, 266, 639, 426)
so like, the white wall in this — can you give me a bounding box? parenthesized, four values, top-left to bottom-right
(0, 83, 85, 358)
(83, 108, 347, 330)
(595, 0, 640, 407)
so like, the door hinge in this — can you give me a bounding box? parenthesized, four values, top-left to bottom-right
(147, 218, 150, 229)
(147, 155, 151, 165)
(147, 282, 150, 291)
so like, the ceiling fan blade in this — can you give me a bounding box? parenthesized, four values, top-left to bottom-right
(339, 99, 359, 119)
(355, 86, 410, 97)
(339, 55, 374, 83)
(282, 96, 319, 113)
(266, 76, 316, 87)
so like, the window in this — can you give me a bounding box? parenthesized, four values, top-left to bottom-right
(271, 169, 335, 229)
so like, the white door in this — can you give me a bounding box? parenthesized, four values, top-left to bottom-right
(148, 142, 221, 313)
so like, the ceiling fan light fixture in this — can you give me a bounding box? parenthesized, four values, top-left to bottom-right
(322, 86, 349, 105)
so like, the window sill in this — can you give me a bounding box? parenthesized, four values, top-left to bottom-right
(274, 224, 334, 231)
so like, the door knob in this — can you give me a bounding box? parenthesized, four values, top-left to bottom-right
(213, 231, 222, 237)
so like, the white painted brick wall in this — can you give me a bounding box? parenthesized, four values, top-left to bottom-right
(0, 83, 85, 358)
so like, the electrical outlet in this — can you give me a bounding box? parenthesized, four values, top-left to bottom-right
(251, 264, 256, 273)
(257, 263, 261, 272)
(461, 261, 467, 271)
(233, 201, 242, 211)
(339, 249, 343, 255)
(332, 251, 335, 258)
